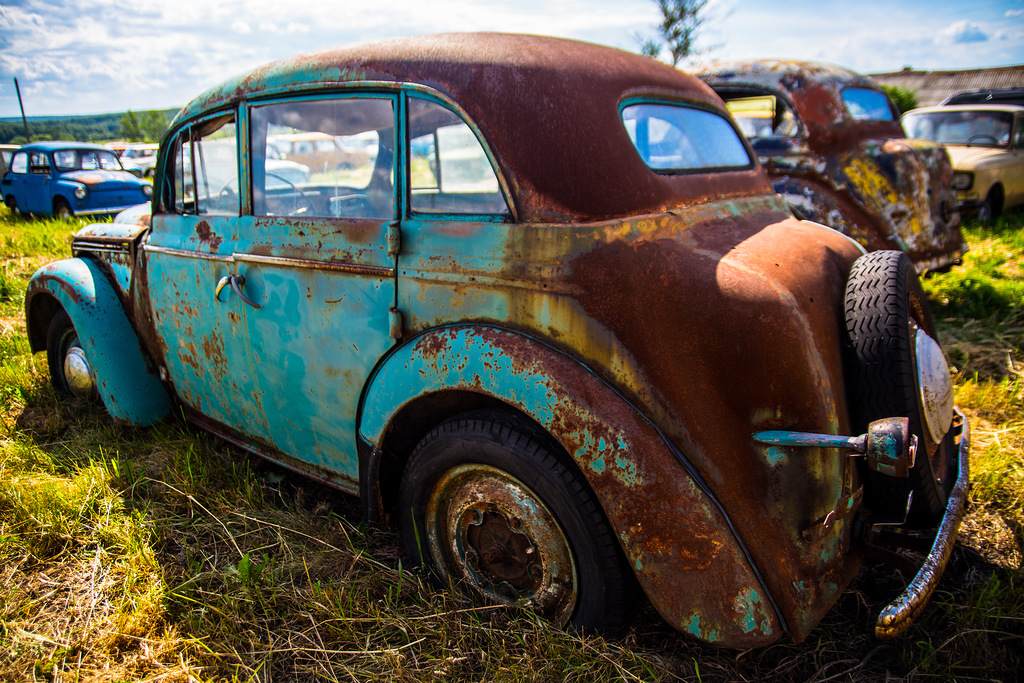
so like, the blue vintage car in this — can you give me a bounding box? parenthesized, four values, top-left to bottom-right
(23, 34, 968, 647)
(2, 141, 152, 218)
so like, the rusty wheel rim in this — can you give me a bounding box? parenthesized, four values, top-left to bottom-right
(425, 464, 577, 625)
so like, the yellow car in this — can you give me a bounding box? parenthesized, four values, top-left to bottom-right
(903, 104, 1024, 221)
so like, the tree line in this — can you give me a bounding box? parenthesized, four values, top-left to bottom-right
(0, 108, 177, 146)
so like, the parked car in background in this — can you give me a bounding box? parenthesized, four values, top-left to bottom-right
(903, 104, 1024, 221)
(0, 143, 19, 178)
(119, 143, 159, 178)
(25, 34, 967, 647)
(694, 60, 965, 272)
(942, 88, 1024, 107)
(2, 141, 152, 218)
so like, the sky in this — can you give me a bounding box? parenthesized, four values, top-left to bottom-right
(1, 0, 1022, 119)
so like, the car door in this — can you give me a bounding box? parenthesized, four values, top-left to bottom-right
(24, 151, 54, 214)
(240, 95, 399, 483)
(142, 112, 274, 446)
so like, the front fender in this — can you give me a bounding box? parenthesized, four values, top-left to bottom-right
(26, 257, 171, 426)
(359, 325, 784, 647)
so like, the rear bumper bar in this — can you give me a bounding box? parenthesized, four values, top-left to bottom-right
(875, 408, 971, 638)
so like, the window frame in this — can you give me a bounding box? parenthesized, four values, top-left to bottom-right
(404, 91, 513, 222)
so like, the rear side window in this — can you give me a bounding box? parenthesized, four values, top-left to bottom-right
(842, 88, 895, 121)
(10, 152, 27, 174)
(621, 103, 752, 172)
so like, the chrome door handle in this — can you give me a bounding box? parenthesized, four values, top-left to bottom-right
(215, 275, 262, 309)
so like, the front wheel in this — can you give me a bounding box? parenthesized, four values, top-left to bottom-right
(399, 413, 632, 635)
(54, 198, 73, 220)
(46, 310, 99, 402)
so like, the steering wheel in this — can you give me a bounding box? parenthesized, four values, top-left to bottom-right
(966, 134, 999, 146)
(266, 172, 316, 216)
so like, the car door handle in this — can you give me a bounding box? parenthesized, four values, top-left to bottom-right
(215, 275, 262, 309)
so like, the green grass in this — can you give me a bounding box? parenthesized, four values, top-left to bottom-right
(1, 205, 1022, 681)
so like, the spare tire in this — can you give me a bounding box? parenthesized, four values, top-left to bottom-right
(844, 250, 956, 527)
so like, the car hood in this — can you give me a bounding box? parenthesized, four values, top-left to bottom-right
(945, 145, 1008, 168)
(61, 169, 147, 188)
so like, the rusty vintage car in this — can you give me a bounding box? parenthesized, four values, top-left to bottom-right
(693, 60, 966, 273)
(24, 34, 968, 647)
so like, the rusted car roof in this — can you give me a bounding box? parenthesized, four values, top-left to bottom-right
(697, 59, 906, 156)
(175, 33, 771, 222)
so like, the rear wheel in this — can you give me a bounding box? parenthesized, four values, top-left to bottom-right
(399, 412, 632, 634)
(844, 251, 955, 526)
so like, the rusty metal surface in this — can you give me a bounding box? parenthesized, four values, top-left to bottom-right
(693, 60, 966, 271)
(360, 323, 784, 646)
(173, 33, 772, 223)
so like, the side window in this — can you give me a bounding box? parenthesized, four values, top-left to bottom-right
(407, 97, 509, 216)
(250, 97, 394, 219)
(1014, 117, 1024, 149)
(29, 152, 51, 174)
(842, 88, 895, 121)
(11, 152, 28, 174)
(169, 114, 239, 216)
(622, 103, 752, 172)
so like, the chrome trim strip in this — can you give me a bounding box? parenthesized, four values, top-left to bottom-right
(142, 244, 234, 263)
(875, 407, 971, 639)
(233, 252, 395, 277)
(73, 241, 131, 253)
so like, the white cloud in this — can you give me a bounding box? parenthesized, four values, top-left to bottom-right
(937, 20, 988, 45)
(1007, 9, 1024, 18)
(232, 21, 253, 35)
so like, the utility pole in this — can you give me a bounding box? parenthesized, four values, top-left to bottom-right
(14, 78, 30, 142)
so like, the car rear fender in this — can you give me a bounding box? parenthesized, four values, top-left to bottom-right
(25, 257, 172, 425)
(358, 324, 785, 647)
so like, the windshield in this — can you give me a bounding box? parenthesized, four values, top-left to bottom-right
(53, 149, 123, 172)
(621, 103, 752, 172)
(903, 109, 1013, 147)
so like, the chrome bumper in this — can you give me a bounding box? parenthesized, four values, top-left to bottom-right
(875, 408, 971, 638)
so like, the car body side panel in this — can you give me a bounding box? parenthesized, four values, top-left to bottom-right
(25, 257, 172, 425)
(359, 324, 784, 647)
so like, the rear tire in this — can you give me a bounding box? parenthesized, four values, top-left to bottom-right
(399, 412, 632, 635)
(844, 251, 955, 526)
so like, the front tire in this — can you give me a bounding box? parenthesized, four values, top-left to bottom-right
(399, 412, 632, 635)
(46, 310, 99, 402)
(844, 251, 955, 526)
(54, 198, 73, 220)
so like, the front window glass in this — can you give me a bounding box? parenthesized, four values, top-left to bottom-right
(622, 103, 752, 171)
(903, 109, 1013, 147)
(170, 114, 239, 216)
(723, 95, 799, 138)
(11, 152, 27, 174)
(842, 88, 895, 121)
(251, 97, 394, 219)
(407, 97, 509, 216)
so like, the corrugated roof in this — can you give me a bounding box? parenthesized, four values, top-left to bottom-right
(869, 65, 1024, 106)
